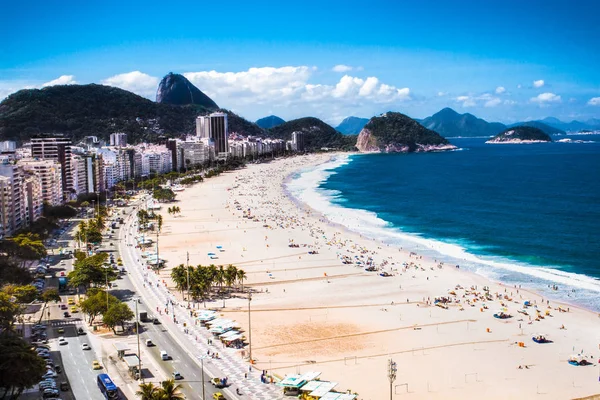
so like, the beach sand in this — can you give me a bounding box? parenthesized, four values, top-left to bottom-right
(155, 154, 600, 399)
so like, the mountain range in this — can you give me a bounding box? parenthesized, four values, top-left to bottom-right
(420, 108, 507, 138)
(335, 117, 370, 135)
(255, 115, 285, 129)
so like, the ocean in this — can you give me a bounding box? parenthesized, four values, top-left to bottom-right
(286, 134, 600, 312)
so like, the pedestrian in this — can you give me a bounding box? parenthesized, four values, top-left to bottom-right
(244, 372, 247, 379)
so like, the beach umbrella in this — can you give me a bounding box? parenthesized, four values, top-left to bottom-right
(216, 245, 223, 249)
(207, 252, 215, 256)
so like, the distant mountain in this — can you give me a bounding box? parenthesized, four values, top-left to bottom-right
(156, 72, 218, 109)
(356, 112, 455, 153)
(336, 117, 370, 135)
(0, 84, 260, 143)
(508, 121, 565, 135)
(486, 126, 552, 144)
(266, 117, 355, 150)
(539, 117, 600, 132)
(420, 108, 506, 138)
(256, 115, 285, 129)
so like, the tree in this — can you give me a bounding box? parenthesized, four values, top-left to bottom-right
(42, 204, 78, 220)
(0, 260, 32, 286)
(225, 265, 237, 292)
(236, 269, 247, 292)
(11, 285, 38, 304)
(0, 292, 21, 331)
(167, 207, 172, 216)
(136, 382, 159, 400)
(40, 288, 61, 306)
(80, 201, 90, 208)
(80, 290, 119, 324)
(0, 233, 46, 266)
(156, 379, 184, 400)
(152, 188, 175, 203)
(170, 264, 187, 297)
(157, 215, 163, 233)
(68, 253, 112, 290)
(102, 302, 134, 334)
(0, 332, 47, 400)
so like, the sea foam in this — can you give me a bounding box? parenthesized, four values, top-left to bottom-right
(286, 154, 600, 311)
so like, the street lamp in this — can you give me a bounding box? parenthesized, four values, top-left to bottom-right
(198, 355, 207, 399)
(133, 297, 143, 383)
(102, 265, 111, 311)
(248, 292, 252, 363)
(388, 358, 397, 400)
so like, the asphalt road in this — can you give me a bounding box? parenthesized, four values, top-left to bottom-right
(107, 202, 224, 399)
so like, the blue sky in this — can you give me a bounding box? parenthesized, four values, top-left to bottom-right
(1, 0, 600, 124)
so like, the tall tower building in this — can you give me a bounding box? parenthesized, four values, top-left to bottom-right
(209, 112, 229, 158)
(31, 135, 73, 200)
(109, 133, 128, 147)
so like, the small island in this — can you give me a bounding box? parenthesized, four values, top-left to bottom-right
(486, 126, 552, 144)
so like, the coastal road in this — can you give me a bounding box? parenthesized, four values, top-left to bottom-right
(104, 202, 223, 399)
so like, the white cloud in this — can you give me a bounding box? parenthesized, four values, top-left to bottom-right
(495, 86, 506, 94)
(455, 93, 500, 108)
(530, 92, 561, 104)
(533, 79, 545, 88)
(485, 98, 502, 107)
(437, 91, 447, 97)
(101, 71, 159, 98)
(332, 64, 353, 73)
(42, 75, 77, 87)
(587, 97, 600, 106)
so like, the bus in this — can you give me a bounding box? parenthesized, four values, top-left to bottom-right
(97, 373, 119, 399)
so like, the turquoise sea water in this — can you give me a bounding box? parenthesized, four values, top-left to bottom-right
(286, 135, 600, 311)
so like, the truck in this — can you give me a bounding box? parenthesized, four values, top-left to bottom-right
(58, 277, 68, 292)
(139, 311, 149, 322)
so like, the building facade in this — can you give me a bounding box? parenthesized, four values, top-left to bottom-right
(31, 135, 73, 200)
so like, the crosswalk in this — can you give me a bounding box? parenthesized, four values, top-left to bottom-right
(50, 320, 83, 327)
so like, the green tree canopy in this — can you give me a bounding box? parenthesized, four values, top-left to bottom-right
(0, 332, 47, 399)
(0, 292, 21, 332)
(102, 302, 134, 334)
(152, 188, 175, 203)
(80, 290, 119, 324)
(68, 253, 112, 290)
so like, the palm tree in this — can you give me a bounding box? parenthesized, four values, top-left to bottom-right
(157, 214, 163, 233)
(136, 382, 158, 400)
(157, 379, 184, 400)
(167, 207, 172, 216)
(236, 269, 247, 292)
(170, 264, 187, 296)
(225, 264, 237, 292)
(216, 265, 226, 307)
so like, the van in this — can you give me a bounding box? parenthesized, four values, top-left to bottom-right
(160, 351, 169, 360)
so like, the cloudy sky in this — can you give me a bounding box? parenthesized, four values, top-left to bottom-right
(1, 0, 599, 125)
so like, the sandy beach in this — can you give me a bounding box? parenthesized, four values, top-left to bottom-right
(154, 153, 600, 400)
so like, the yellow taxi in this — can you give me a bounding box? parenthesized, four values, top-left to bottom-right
(67, 298, 75, 305)
(92, 360, 102, 370)
(212, 393, 224, 400)
(57, 327, 64, 334)
(70, 306, 78, 313)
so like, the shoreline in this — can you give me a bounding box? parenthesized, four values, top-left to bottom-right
(295, 152, 600, 314)
(156, 153, 600, 399)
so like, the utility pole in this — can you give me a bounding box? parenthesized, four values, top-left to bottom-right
(248, 292, 252, 363)
(135, 298, 143, 382)
(388, 358, 397, 400)
(199, 355, 206, 399)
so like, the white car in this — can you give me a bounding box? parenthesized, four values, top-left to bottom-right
(58, 337, 67, 345)
(81, 343, 90, 350)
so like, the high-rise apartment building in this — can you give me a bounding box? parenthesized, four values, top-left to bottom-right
(196, 113, 229, 159)
(31, 135, 73, 200)
(20, 159, 63, 206)
(292, 131, 305, 151)
(23, 173, 43, 226)
(109, 133, 128, 147)
(0, 163, 25, 236)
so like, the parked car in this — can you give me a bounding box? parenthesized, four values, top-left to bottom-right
(58, 337, 67, 345)
(81, 343, 90, 350)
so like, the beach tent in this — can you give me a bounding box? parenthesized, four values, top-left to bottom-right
(277, 371, 321, 388)
(309, 382, 338, 397)
(320, 394, 357, 400)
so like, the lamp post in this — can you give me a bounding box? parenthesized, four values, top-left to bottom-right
(248, 292, 252, 363)
(198, 355, 206, 399)
(134, 297, 143, 382)
(102, 265, 110, 311)
(388, 358, 397, 400)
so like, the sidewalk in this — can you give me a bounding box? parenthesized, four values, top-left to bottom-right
(120, 209, 284, 399)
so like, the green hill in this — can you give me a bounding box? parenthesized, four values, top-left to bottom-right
(486, 126, 552, 143)
(357, 112, 454, 152)
(420, 107, 506, 138)
(266, 117, 356, 150)
(0, 84, 260, 143)
(256, 115, 285, 129)
(156, 72, 219, 109)
(336, 116, 369, 135)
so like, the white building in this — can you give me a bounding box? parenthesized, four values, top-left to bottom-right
(20, 159, 63, 206)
